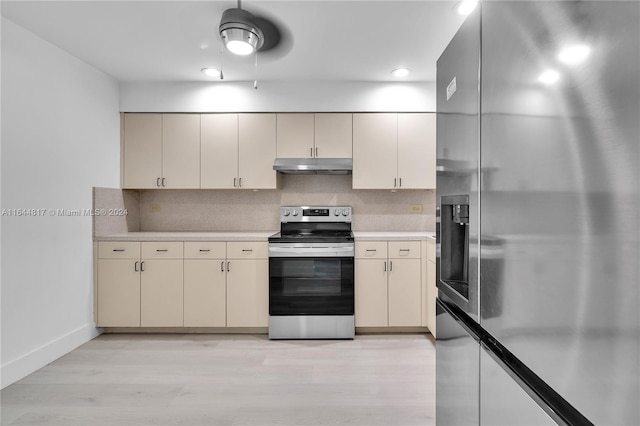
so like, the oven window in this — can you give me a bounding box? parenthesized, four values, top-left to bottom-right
(269, 257, 354, 316)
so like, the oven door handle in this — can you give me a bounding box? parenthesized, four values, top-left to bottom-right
(268, 246, 355, 257)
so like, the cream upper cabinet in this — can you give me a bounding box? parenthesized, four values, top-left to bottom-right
(398, 113, 436, 189)
(314, 113, 353, 158)
(353, 113, 436, 189)
(122, 113, 200, 189)
(123, 114, 162, 189)
(238, 114, 277, 189)
(276, 113, 315, 158)
(353, 113, 398, 189)
(201, 114, 239, 189)
(276, 113, 353, 159)
(162, 114, 201, 189)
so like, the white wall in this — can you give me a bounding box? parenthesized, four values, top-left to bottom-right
(120, 80, 436, 112)
(0, 18, 120, 388)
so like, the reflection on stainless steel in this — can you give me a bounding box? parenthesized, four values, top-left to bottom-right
(437, 1, 639, 425)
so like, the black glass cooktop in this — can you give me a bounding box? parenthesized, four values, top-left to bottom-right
(268, 231, 354, 244)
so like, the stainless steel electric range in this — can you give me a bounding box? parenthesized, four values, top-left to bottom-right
(268, 206, 355, 339)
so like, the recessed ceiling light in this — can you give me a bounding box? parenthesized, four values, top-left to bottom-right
(392, 68, 410, 78)
(201, 68, 221, 78)
(557, 44, 591, 66)
(456, 0, 478, 16)
(538, 69, 560, 85)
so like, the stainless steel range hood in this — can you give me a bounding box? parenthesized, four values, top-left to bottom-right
(273, 158, 352, 175)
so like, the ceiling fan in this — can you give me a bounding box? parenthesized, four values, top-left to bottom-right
(219, 1, 283, 56)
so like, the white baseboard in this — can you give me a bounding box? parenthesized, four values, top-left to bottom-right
(1, 323, 102, 389)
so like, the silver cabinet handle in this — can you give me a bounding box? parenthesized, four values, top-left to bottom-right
(239, 177, 242, 187)
(134, 261, 139, 272)
(113, 249, 125, 252)
(399, 249, 411, 252)
(394, 178, 397, 188)
(315, 147, 318, 157)
(227, 261, 230, 272)
(242, 249, 253, 252)
(389, 261, 393, 272)
(399, 177, 402, 188)
(157, 177, 161, 187)
(310, 147, 313, 157)
(383, 261, 387, 272)
(162, 178, 166, 187)
(140, 261, 145, 272)
(221, 261, 225, 272)
(366, 249, 377, 252)
(156, 249, 168, 252)
(233, 177, 237, 188)
(199, 249, 210, 252)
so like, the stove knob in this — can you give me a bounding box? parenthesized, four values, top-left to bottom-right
(283, 209, 290, 217)
(342, 209, 349, 216)
(334, 210, 340, 216)
(292, 210, 299, 216)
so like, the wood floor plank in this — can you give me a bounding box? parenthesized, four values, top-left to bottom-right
(1, 334, 435, 426)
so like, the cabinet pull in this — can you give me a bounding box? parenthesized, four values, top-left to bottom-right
(310, 147, 313, 157)
(162, 178, 166, 187)
(199, 249, 210, 252)
(221, 261, 225, 272)
(156, 177, 161, 187)
(399, 249, 411, 252)
(112, 249, 125, 252)
(140, 261, 145, 272)
(383, 261, 387, 272)
(315, 147, 318, 157)
(239, 177, 242, 187)
(389, 261, 393, 272)
(394, 178, 397, 188)
(233, 177, 237, 187)
(156, 249, 168, 252)
(242, 249, 253, 252)
(399, 177, 402, 188)
(227, 261, 230, 272)
(134, 261, 139, 272)
(365, 249, 377, 252)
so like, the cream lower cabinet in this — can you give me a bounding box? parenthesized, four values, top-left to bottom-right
(225, 242, 269, 327)
(183, 242, 227, 327)
(97, 242, 142, 327)
(355, 240, 423, 327)
(140, 242, 184, 327)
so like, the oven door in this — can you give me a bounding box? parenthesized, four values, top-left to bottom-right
(269, 245, 354, 316)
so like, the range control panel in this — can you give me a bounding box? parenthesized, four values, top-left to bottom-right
(280, 206, 352, 223)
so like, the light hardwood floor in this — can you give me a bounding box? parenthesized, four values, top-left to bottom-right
(1, 334, 435, 426)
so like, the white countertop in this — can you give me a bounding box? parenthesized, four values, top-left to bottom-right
(95, 231, 436, 242)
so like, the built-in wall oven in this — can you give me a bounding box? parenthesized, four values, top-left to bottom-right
(268, 206, 355, 339)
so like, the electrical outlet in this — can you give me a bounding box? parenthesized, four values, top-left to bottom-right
(410, 204, 423, 213)
(150, 203, 161, 212)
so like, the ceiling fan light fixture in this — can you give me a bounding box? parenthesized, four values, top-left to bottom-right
(219, 8, 264, 56)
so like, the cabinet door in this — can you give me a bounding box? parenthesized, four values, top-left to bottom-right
(140, 259, 184, 327)
(201, 114, 238, 189)
(184, 259, 226, 327)
(226, 259, 268, 327)
(398, 113, 436, 189)
(352, 113, 398, 189)
(97, 259, 140, 327)
(388, 258, 422, 326)
(315, 113, 353, 158)
(162, 114, 201, 188)
(355, 259, 388, 327)
(238, 114, 277, 189)
(123, 113, 162, 189)
(276, 113, 315, 158)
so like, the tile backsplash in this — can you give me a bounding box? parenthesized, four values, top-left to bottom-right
(95, 175, 435, 235)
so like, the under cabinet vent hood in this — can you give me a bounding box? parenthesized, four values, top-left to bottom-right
(273, 158, 352, 175)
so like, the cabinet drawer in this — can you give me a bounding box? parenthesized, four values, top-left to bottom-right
(227, 241, 268, 259)
(427, 241, 436, 263)
(98, 242, 140, 259)
(388, 241, 421, 259)
(142, 242, 184, 259)
(184, 241, 226, 259)
(355, 241, 388, 259)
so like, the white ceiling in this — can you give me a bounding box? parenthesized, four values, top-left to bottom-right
(1, 1, 466, 83)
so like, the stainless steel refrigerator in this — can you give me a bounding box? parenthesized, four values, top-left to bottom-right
(435, 2, 639, 425)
